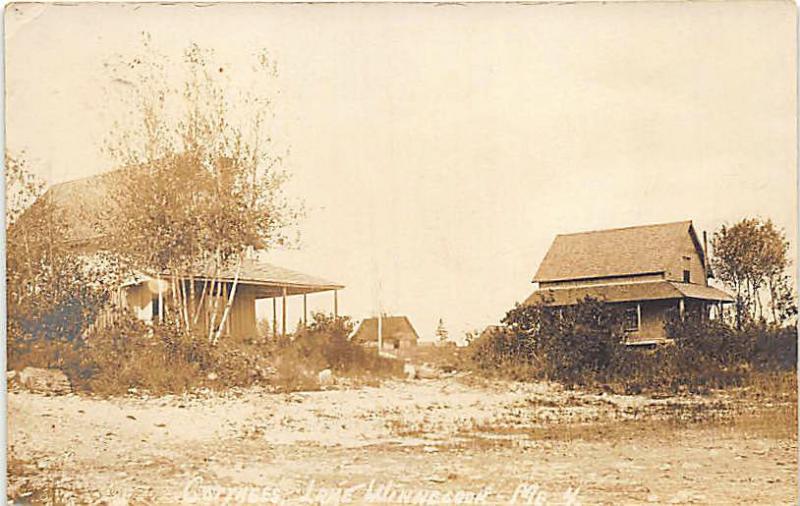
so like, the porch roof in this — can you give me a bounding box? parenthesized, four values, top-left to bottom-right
(211, 258, 344, 296)
(127, 257, 344, 298)
(525, 281, 733, 307)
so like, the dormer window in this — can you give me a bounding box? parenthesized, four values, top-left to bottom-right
(683, 270, 691, 283)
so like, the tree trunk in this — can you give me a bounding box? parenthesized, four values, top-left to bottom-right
(180, 277, 191, 331)
(767, 276, 779, 324)
(207, 276, 224, 342)
(192, 277, 210, 326)
(172, 275, 182, 331)
(188, 274, 196, 330)
(213, 257, 242, 345)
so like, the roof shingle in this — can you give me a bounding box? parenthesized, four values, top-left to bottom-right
(533, 221, 702, 282)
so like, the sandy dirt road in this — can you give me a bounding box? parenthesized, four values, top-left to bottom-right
(8, 378, 797, 505)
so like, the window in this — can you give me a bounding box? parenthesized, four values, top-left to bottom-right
(393, 340, 400, 350)
(623, 306, 640, 333)
(683, 270, 691, 283)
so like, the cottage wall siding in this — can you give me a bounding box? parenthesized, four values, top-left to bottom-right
(663, 234, 707, 286)
(230, 286, 257, 338)
(625, 300, 675, 343)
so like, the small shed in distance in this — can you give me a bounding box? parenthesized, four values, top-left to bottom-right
(351, 316, 419, 356)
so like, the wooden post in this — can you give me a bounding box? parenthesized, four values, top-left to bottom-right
(636, 303, 641, 331)
(334, 290, 338, 318)
(272, 297, 277, 338)
(158, 283, 164, 322)
(679, 299, 685, 319)
(282, 286, 287, 338)
(303, 293, 307, 326)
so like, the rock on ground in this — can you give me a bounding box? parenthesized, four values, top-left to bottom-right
(318, 369, 334, 388)
(16, 367, 71, 395)
(416, 364, 440, 379)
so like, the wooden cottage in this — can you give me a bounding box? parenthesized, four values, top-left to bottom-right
(525, 221, 734, 344)
(37, 172, 344, 339)
(351, 316, 420, 355)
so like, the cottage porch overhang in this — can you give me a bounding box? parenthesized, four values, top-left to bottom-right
(121, 257, 344, 337)
(525, 280, 734, 307)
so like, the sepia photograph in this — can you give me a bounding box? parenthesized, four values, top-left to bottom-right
(4, 1, 798, 504)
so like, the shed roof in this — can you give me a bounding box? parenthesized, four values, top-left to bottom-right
(525, 281, 734, 306)
(533, 221, 705, 283)
(124, 257, 343, 297)
(163, 258, 344, 296)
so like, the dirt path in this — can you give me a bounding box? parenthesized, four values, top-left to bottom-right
(8, 378, 797, 504)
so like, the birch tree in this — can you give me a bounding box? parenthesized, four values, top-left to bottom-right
(104, 37, 298, 342)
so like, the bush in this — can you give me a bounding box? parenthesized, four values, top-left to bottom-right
(9, 311, 402, 396)
(470, 298, 797, 394)
(748, 324, 797, 371)
(272, 313, 401, 390)
(470, 297, 627, 386)
(469, 324, 538, 373)
(68, 315, 215, 395)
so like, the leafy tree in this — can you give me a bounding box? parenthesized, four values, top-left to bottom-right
(5, 152, 113, 345)
(102, 37, 298, 343)
(711, 218, 796, 327)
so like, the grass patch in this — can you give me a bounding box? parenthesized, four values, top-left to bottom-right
(457, 402, 797, 446)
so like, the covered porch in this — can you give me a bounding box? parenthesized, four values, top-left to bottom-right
(525, 280, 735, 344)
(120, 258, 344, 339)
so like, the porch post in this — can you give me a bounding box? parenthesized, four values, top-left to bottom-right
(272, 297, 277, 338)
(282, 286, 287, 338)
(679, 298, 685, 319)
(334, 290, 339, 318)
(303, 293, 308, 326)
(158, 280, 164, 323)
(636, 303, 641, 331)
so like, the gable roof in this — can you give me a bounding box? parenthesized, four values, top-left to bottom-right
(36, 171, 120, 245)
(533, 220, 706, 283)
(351, 316, 420, 343)
(525, 281, 733, 306)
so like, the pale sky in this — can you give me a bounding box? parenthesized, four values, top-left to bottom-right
(5, 2, 797, 342)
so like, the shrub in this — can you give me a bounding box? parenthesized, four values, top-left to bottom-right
(9, 311, 402, 396)
(748, 323, 797, 371)
(469, 324, 538, 373)
(470, 297, 797, 394)
(70, 314, 212, 395)
(470, 297, 627, 386)
(272, 313, 401, 390)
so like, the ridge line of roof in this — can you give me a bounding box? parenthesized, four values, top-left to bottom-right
(554, 220, 692, 238)
(47, 168, 124, 192)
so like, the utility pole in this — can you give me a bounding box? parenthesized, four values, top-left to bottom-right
(377, 312, 383, 352)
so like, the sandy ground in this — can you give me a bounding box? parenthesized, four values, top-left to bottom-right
(8, 377, 797, 505)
